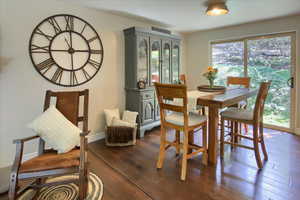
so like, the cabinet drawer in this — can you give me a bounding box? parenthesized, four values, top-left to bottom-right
(141, 91, 154, 100)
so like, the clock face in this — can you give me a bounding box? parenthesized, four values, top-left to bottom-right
(29, 14, 104, 87)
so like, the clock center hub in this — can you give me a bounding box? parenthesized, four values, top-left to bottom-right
(68, 48, 75, 54)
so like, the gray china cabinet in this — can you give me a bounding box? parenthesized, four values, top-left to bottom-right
(124, 27, 181, 137)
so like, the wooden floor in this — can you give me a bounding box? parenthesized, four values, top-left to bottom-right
(1, 127, 300, 200)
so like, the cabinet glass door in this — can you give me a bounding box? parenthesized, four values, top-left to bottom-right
(137, 38, 149, 84)
(172, 44, 180, 83)
(162, 42, 171, 83)
(150, 41, 161, 85)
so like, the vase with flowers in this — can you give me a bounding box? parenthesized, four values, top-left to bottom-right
(203, 66, 218, 88)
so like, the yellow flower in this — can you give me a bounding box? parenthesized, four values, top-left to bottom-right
(207, 66, 214, 72)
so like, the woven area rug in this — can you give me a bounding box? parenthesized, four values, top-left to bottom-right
(19, 172, 103, 200)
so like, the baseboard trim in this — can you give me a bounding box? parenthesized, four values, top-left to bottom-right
(2, 132, 105, 168)
(88, 132, 105, 143)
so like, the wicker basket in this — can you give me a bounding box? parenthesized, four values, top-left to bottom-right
(105, 125, 137, 147)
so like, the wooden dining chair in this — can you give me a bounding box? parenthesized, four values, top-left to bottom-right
(220, 82, 271, 168)
(179, 74, 186, 84)
(180, 74, 205, 115)
(9, 90, 90, 200)
(227, 76, 251, 89)
(227, 77, 251, 136)
(154, 83, 208, 181)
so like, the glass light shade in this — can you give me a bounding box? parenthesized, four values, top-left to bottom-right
(206, 2, 229, 16)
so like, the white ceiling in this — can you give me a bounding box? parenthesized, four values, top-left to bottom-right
(66, 0, 300, 33)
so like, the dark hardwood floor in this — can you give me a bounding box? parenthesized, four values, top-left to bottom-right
(1, 127, 299, 200)
(0, 151, 151, 200)
(89, 127, 300, 200)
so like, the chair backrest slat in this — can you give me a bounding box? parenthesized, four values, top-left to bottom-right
(160, 103, 185, 113)
(43, 89, 89, 131)
(227, 77, 251, 88)
(155, 83, 187, 99)
(253, 82, 271, 122)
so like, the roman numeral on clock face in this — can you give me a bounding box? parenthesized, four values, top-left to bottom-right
(36, 58, 55, 72)
(64, 16, 74, 31)
(31, 44, 49, 53)
(35, 28, 53, 41)
(81, 68, 91, 80)
(88, 59, 100, 69)
(90, 49, 103, 54)
(51, 68, 63, 83)
(47, 18, 62, 34)
(70, 71, 78, 85)
(80, 24, 87, 34)
(88, 36, 98, 43)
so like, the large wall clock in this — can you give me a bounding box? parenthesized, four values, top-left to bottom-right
(29, 14, 104, 87)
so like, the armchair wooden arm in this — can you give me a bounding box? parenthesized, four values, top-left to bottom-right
(11, 135, 41, 179)
(11, 135, 41, 174)
(9, 135, 40, 197)
(13, 135, 40, 144)
(80, 131, 91, 137)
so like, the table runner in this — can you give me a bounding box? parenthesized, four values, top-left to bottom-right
(173, 90, 214, 112)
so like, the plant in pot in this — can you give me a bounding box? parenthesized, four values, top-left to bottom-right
(203, 66, 218, 88)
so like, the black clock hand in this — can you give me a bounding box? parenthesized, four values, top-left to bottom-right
(51, 49, 90, 52)
(69, 31, 73, 48)
(71, 53, 74, 70)
(51, 49, 69, 52)
(64, 37, 71, 48)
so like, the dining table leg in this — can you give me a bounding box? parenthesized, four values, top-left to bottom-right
(208, 106, 219, 165)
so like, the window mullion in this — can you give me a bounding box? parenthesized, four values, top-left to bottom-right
(244, 39, 248, 77)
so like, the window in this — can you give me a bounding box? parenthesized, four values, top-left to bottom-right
(212, 41, 244, 86)
(211, 33, 295, 129)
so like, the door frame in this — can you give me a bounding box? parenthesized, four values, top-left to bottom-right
(210, 31, 297, 133)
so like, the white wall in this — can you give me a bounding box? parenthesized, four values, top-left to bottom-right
(0, 0, 185, 167)
(185, 15, 300, 133)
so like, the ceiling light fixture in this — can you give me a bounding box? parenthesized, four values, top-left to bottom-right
(206, 1, 229, 16)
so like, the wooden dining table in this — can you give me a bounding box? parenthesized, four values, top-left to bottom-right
(190, 88, 258, 165)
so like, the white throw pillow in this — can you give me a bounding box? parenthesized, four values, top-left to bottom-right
(111, 117, 135, 128)
(104, 109, 120, 126)
(27, 105, 81, 154)
(122, 110, 138, 124)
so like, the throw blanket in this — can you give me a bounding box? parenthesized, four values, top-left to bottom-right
(106, 126, 134, 143)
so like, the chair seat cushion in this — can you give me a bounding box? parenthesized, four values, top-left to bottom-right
(19, 149, 80, 173)
(165, 113, 207, 127)
(220, 107, 253, 121)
